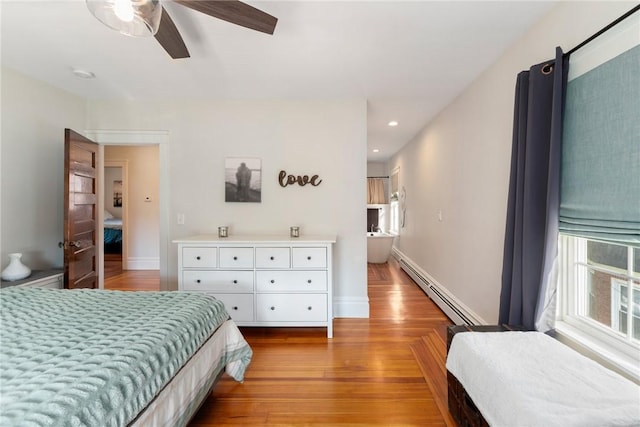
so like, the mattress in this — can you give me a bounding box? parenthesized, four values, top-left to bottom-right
(131, 320, 250, 427)
(104, 218, 123, 230)
(0, 288, 252, 427)
(446, 331, 640, 427)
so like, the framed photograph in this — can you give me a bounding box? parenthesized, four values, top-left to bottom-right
(225, 158, 262, 203)
(113, 180, 123, 207)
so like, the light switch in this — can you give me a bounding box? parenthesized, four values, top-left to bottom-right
(177, 213, 185, 225)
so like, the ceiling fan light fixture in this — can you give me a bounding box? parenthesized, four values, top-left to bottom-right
(86, 0, 162, 37)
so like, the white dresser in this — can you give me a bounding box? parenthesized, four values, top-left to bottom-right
(174, 235, 336, 338)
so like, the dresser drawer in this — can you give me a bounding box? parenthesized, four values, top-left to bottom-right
(256, 271, 327, 292)
(182, 270, 253, 292)
(219, 247, 254, 269)
(255, 247, 291, 268)
(257, 294, 327, 322)
(292, 247, 327, 268)
(182, 247, 217, 268)
(212, 294, 255, 322)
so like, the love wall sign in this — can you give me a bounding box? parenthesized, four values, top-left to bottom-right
(278, 170, 323, 187)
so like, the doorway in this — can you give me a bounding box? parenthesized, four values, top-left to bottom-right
(104, 162, 126, 277)
(103, 145, 159, 280)
(87, 129, 169, 290)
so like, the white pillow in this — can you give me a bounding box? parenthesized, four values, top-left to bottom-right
(104, 210, 114, 219)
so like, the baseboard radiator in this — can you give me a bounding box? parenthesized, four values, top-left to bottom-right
(393, 248, 481, 326)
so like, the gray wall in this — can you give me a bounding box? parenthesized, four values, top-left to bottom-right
(85, 98, 369, 316)
(1, 68, 86, 270)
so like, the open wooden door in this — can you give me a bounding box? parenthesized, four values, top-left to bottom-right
(61, 129, 99, 289)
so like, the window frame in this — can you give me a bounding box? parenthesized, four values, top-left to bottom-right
(556, 234, 640, 380)
(389, 200, 399, 235)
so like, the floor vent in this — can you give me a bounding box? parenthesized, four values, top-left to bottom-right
(399, 257, 476, 326)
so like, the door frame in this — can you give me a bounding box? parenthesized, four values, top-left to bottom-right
(104, 160, 129, 270)
(85, 130, 169, 290)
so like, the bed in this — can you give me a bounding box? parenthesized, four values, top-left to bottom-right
(0, 288, 253, 426)
(104, 211, 123, 254)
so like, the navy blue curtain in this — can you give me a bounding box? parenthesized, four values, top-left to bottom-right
(499, 48, 568, 330)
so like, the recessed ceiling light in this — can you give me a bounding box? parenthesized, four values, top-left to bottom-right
(72, 68, 95, 79)
(388, 120, 399, 127)
(372, 149, 380, 153)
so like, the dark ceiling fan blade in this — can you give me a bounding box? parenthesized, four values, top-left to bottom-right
(154, 7, 190, 59)
(175, 0, 278, 35)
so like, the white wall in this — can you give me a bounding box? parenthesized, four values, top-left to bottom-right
(86, 99, 369, 317)
(105, 145, 160, 268)
(367, 162, 387, 178)
(0, 67, 86, 270)
(387, 2, 634, 323)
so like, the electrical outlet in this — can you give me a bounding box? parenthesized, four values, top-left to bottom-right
(177, 213, 185, 225)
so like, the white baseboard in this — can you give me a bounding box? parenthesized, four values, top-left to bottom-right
(391, 247, 485, 325)
(126, 257, 160, 270)
(333, 296, 370, 318)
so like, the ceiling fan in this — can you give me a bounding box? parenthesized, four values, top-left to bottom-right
(86, 0, 278, 59)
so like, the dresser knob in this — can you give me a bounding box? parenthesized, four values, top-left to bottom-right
(270, 306, 275, 310)
(307, 306, 313, 310)
(270, 279, 275, 284)
(307, 279, 312, 284)
(233, 256, 238, 260)
(307, 256, 312, 260)
(232, 306, 238, 310)
(270, 256, 275, 260)
(233, 280, 238, 284)
(196, 279, 201, 283)
(196, 256, 201, 260)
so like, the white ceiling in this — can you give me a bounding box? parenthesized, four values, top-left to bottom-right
(1, 0, 555, 161)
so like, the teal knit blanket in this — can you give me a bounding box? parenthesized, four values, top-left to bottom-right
(0, 288, 232, 426)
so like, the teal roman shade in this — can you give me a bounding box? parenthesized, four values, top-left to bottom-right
(560, 44, 640, 247)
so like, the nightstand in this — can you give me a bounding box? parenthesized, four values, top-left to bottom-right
(0, 269, 64, 289)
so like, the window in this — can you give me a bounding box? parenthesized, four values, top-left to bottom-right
(611, 278, 640, 339)
(557, 235, 640, 375)
(555, 10, 639, 379)
(389, 200, 399, 235)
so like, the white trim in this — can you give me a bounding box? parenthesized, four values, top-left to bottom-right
(84, 130, 169, 145)
(126, 257, 160, 270)
(333, 296, 370, 318)
(391, 247, 486, 325)
(555, 321, 640, 384)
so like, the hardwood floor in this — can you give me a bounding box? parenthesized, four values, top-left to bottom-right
(196, 259, 454, 426)
(103, 254, 160, 291)
(101, 258, 454, 425)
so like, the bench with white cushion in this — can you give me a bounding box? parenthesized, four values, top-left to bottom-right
(446, 331, 640, 427)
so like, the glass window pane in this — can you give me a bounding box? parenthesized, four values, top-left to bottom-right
(578, 266, 634, 338)
(587, 240, 627, 270)
(634, 247, 640, 277)
(580, 265, 615, 330)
